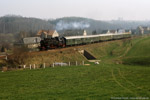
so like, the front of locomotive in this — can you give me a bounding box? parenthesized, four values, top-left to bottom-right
(40, 39, 47, 50)
(40, 37, 66, 50)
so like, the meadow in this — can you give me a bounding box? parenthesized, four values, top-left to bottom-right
(0, 35, 150, 100)
(0, 63, 150, 100)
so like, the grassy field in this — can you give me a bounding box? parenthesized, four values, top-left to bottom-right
(0, 35, 150, 99)
(0, 64, 150, 100)
(122, 36, 150, 66)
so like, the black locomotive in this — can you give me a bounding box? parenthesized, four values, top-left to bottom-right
(40, 37, 66, 50)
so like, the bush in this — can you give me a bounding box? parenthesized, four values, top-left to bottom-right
(7, 47, 30, 67)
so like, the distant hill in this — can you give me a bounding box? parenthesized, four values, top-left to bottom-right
(0, 15, 150, 34)
(0, 15, 54, 34)
(51, 17, 150, 34)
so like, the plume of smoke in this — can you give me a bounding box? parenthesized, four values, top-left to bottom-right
(55, 20, 90, 30)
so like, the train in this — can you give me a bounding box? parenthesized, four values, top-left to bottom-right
(40, 33, 131, 50)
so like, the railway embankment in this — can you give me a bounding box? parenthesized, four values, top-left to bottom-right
(1, 35, 150, 69)
(0, 38, 135, 68)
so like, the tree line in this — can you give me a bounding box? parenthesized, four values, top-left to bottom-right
(0, 15, 54, 34)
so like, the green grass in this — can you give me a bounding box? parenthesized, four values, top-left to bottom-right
(1, 36, 150, 99)
(126, 37, 150, 57)
(0, 64, 150, 100)
(122, 36, 150, 66)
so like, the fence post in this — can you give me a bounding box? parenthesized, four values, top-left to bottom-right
(61, 62, 62, 67)
(34, 64, 35, 69)
(76, 61, 77, 66)
(30, 64, 31, 70)
(44, 63, 45, 68)
(69, 61, 70, 66)
(23, 65, 26, 69)
(52, 63, 54, 68)
(82, 61, 84, 65)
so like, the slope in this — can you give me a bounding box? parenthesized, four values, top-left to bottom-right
(122, 36, 150, 66)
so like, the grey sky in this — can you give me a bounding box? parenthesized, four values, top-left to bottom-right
(0, 0, 150, 20)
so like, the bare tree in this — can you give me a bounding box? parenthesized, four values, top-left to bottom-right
(7, 47, 29, 67)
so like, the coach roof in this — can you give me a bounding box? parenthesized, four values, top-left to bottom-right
(65, 34, 113, 40)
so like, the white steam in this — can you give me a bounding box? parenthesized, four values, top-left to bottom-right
(55, 20, 90, 30)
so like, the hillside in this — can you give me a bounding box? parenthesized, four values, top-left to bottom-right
(3, 38, 128, 67)
(52, 17, 150, 34)
(0, 15, 54, 34)
(122, 36, 150, 66)
(0, 35, 150, 99)
(1, 15, 150, 34)
(1, 35, 149, 67)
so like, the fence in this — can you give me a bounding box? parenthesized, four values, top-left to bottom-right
(17, 61, 85, 70)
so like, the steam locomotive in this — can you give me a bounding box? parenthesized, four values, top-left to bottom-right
(40, 33, 131, 50)
(40, 37, 66, 50)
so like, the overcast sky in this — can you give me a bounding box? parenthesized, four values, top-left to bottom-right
(0, 0, 150, 20)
